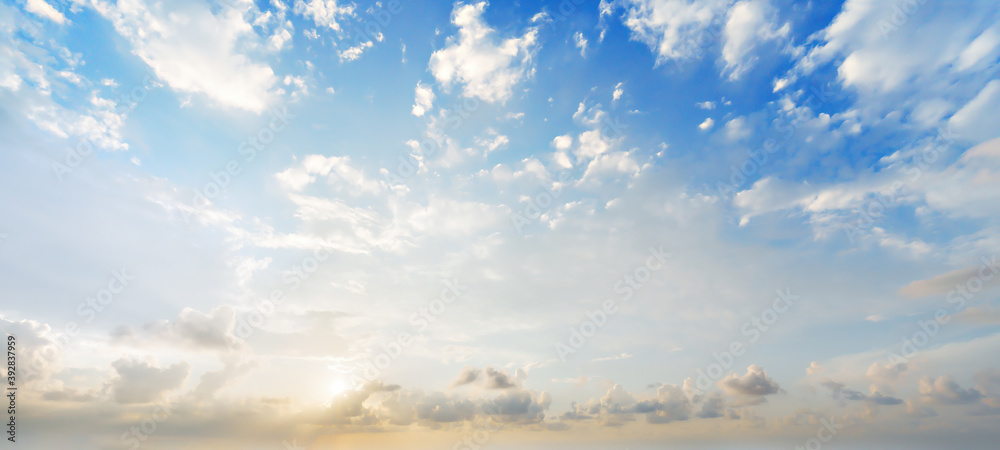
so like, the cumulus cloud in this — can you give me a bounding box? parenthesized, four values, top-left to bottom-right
(449, 366, 522, 389)
(732, 137, 1000, 244)
(411, 81, 435, 117)
(428, 2, 540, 103)
(719, 364, 781, 397)
(25, 0, 67, 24)
(919, 375, 985, 405)
(316, 382, 549, 427)
(133, 306, 246, 352)
(0, 20, 132, 153)
(820, 378, 845, 395)
(476, 130, 510, 155)
(551, 134, 575, 168)
(552, 134, 573, 150)
(1, 317, 64, 384)
(616, 0, 729, 66)
(821, 378, 902, 405)
(451, 366, 481, 387)
(484, 389, 551, 422)
(88, 0, 279, 112)
(109, 358, 191, 404)
(786, 0, 1000, 133)
(579, 150, 642, 185)
(192, 358, 256, 400)
(721, 0, 788, 80)
(414, 391, 477, 423)
(483, 366, 521, 389)
(315, 381, 401, 425)
(695, 392, 725, 418)
(401, 196, 508, 236)
(338, 40, 374, 62)
(867, 361, 907, 390)
(574, 31, 589, 57)
(293, 0, 354, 31)
(563, 383, 695, 426)
(275, 155, 385, 195)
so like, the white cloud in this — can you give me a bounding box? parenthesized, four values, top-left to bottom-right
(268, 25, 293, 51)
(956, 26, 1000, 72)
(552, 134, 574, 168)
(733, 137, 1000, 245)
(721, 0, 788, 80)
(772, 77, 790, 92)
(411, 82, 435, 117)
(25, 0, 67, 24)
(110, 358, 191, 404)
(89, 0, 278, 112)
(724, 116, 749, 140)
(618, 0, 729, 66)
(276, 155, 384, 196)
(428, 2, 540, 103)
(476, 131, 509, 155)
(788, 0, 1000, 131)
(293, 0, 354, 31)
(579, 150, 642, 185)
(948, 80, 1000, 143)
(401, 197, 507, 236)
(531, 11, 551, 24)
(698, 117, 714, 130)
(919, 375, 985, 405)
(339, 40, 374, 62)
(552, 134, 573, 150)
(574, 31, 589, 57)
(576, 129, 614, 159)
(138, 306, 246, 352)
(513, 156, 549, 180)
(0, 15, 132, 151)
(612, 82, 623, 101)
(719, 364, 781, 396)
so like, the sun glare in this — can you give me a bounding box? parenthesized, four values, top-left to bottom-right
(330, 378, 351, 397)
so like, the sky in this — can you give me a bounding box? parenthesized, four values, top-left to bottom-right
(1, 0, 1000, 448)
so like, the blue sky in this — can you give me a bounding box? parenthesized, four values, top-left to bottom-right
(2, 0, 1000, 448)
